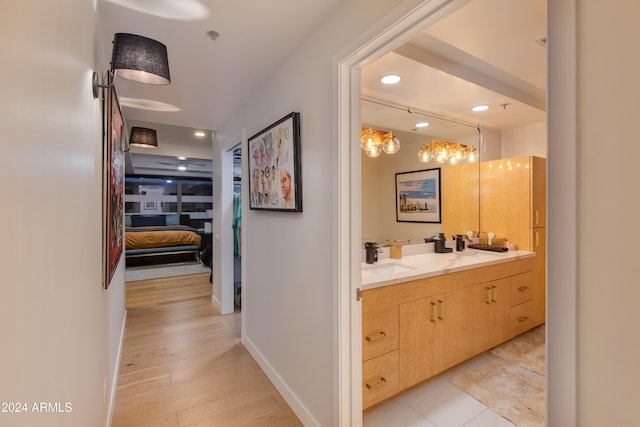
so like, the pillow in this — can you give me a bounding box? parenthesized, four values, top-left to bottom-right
(125, 215, 132, 227)
(131, 215, 166, 227)
(165, 213, 180, 225)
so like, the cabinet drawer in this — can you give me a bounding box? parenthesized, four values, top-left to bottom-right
(510, 300, 537, 337)
(363, 350, 399, 410)
(363, 306, 398, 361)
(509, 272, 534, 307)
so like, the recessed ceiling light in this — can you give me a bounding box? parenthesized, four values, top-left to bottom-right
(472, 105, 490, 112)
(177, 156, 187, 160)
(380, 74, 401, 85)
(415, 122, 429, 128)
(194, 131, 205, 137)
(178, 166, 187, 171)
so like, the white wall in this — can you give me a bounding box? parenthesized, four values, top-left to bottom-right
(575, 1, 640, 425)
(361, 138, 456, 244)
(479, 126, 502, 160)
(213, 1, 423, 424)
(501, 122, 546, 158)
(0, 1, 125, 426)
(480, 122, 548, 161)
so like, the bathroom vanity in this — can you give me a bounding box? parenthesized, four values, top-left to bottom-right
(361, 249, 542, 410)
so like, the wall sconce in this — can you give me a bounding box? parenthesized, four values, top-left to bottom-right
(92, 33, 171, 98)
(361, 128, 400, 158)
(129, 127, 158, 148)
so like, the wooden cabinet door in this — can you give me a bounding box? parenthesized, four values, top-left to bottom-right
(531, 227, 546, 325)
(399, 288, 464, 389)
(531, 157, 546, 228)
(480, 156, 532, 251)
(463, 278, 510, 358)
(442, 162, 480, 237)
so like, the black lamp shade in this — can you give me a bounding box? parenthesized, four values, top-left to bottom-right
(111, 33, 170, 85)
(129, 127, 158, 148)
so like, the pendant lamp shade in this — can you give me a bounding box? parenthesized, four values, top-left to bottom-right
(129, 127, 158, 148)
(111, 33, 170, 85)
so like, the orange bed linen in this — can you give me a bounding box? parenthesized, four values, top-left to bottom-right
(125, 227, 201, 250)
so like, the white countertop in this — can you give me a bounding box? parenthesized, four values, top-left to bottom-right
(361, 248, 535, 290)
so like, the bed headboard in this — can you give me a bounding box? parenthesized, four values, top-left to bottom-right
(126, 213, 192, 227)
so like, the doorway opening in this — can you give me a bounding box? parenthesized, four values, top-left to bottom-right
(335, 0, 579, 425)
(232, 145, 243, 311)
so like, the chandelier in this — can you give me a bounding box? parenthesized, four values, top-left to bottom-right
(418, 139, 476, 164)
(361, 128, 400, 158)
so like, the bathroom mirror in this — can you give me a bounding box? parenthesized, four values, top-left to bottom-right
(361, 98, 481, 244)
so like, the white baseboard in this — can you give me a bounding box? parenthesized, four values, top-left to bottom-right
(242, 335, 319, 427)
(211, 292, 222, 313)
(105, 309, 127, 427)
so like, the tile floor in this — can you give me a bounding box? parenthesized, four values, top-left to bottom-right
(364, 352, 519, 427)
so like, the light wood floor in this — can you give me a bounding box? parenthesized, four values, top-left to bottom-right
(112, 273, 302, 427)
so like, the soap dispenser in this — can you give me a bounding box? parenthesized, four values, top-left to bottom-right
(390, 240, 402, 259)
(454, 234, 465, 251)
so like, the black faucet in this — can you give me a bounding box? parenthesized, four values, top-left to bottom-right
(364, 242, 379, 264)
(434, 233, 453, 253)
(424, 233, 439, 243)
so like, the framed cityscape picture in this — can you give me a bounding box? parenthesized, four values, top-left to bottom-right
(395, 168, 441, 223)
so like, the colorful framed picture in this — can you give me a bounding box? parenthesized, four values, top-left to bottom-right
(395, 168, 441, 223)
(103, 86, 126, 288)
(248, 112, 302, 212)
(144, 201, 157, 210)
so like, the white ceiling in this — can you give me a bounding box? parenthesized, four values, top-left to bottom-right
(361, 0, 546, 135)
(99, 0, 546, 175)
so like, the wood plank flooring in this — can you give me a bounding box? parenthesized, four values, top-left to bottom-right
(112, 273, 302, 427)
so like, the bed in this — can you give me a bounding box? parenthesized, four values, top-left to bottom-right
(125, 214, 202, 266)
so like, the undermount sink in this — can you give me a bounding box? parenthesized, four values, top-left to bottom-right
(362, 262, 416, 275)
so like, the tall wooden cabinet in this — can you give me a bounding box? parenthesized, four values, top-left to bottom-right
(442, 156, 546, 324)
(480, 156, 546, 323)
